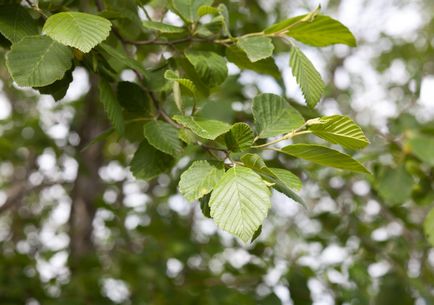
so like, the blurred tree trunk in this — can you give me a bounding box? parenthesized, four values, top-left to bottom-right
(69, 74, 106, 265)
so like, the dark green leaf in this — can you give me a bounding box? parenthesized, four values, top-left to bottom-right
(185, 50, 228, 87)
(130, 140, 174, 180)
(99, 78, 125, 134)
(0, 4, 39, 43)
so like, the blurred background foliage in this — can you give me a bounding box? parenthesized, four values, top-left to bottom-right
(0, 0, 434, 304)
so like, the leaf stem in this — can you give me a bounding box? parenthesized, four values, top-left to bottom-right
(252, 130, 311, 149)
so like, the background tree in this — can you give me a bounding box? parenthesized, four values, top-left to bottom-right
(0, 0, 433, 304)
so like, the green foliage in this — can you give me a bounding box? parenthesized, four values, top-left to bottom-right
(43, 12, 112, 53)
(130, 140, 174, 180)
(424, 208, 434, 247)
(289, 45, 325, 108)
(252, 93, 304, 138)
(6, 36, 72, 87)
(225, 123, 255, 152)
(173, 115, 231, 140)
(99, 78, 125, 134)
(376, 165, 413, 205)
(0, 0, 371, 244)
(185, 50, 228, 87)
(237, 36, 274, 62)
(407, 134, 434, 166)
(281, 144, 370, 173)
(209, 166, 271, 242)
(143, 120, 183, 156)
(0, 4, 39, 43)
(307, 115, 370, 149)
(171, 0, 214, 22)
(179, 160, 225, 201)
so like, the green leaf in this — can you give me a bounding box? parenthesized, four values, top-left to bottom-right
(376, 165, 413, 206)
(408, 134, 434, 166)
(237, 36, 274, 62)
(36, 69, 73, 101)
(217, 4, 231, 37)
(199, 193, 212, 218)
(209, 166, 271, 242)
(264, 6, 320, 35)
(173, 115, 231, 140)
(289, 45, 325, 108)
(252, 93, 305, 138)
(171, 0, 214, 22)
(142, 20, 184, 33)
(43, 12, 112, 53)
(240, 153, 303, 205)
(130, 140, 174, 180)
(307, 115, 369, 150)
(6, 36, 72, 87)
(117, 81, 151, 114)
(225, 45, 280, 78)
(251, 225, 262, 242)
(423, 208, 434, 247)
(164, 70, 198, 96)
(98, 43, 149, 77)
(269, 168, 302, 192)
(179, 160, 225, 201)
(99, 79, 125, 134)
(197, 5, 219, 17)
(225, 123, 254, 152)
(287, 15, 356, 47)
(0, 4, 39, 43)
(143, 120, 183, 156)
(281, 144, 370, 174)
(178, 128, 197, 144)
(185, 50, 228, 87)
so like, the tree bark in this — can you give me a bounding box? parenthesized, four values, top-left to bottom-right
(69, 74, 107, 264)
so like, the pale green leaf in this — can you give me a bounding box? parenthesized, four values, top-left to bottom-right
(178, 128, 197, 144)
(171, 0, 214, 22)
(252, 93, 305, 138)
(408, 134, 434, 166)
(143, 120, 183, 156)
(164, 70, 198, 96)
(287, 15, 356, 47)
(269, 168, 302, 192)
(266, 14, 356, 47)
(217, 4, 231, 37)
(43, 12, 112, 53)
(307, 115, 369, 150)
(281, 144, 370, 174)
(424, 208, 434, 247)
(197, 5, 219, 17)
(99, 79, 125, 134)
(185, 50, 228, 87)
(225, 122, 254, 152)
(376, 165, 413, 205)
(6, 36, 72, 87)
(237, 36, 274, 62)
(209, 166, 271, 242)
(173, 115, 231, 140)
(225, 45, 280, 78)
(264, 6, 320, 34)
(130, 140, 174, 180)
(179, 160, 225, 201)
(0, 4, 39, 43)
(289, 45, 325, 108)
(142, 20, 184, 33)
